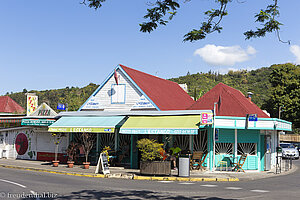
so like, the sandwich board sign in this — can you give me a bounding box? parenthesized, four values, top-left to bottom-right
(95, 153, 110, 174)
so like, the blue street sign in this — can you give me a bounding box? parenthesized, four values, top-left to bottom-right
(249, 114, 258, 121)
(215, 128, 219, 141)
(57, 103, 66, 110)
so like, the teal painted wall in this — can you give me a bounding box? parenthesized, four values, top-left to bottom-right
(130, 135, 139, 169)
(209, 128, 261, 171)
(260, 135, 265, 171)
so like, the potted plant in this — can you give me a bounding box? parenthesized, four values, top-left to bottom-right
(66, 142, 79, 168)
(137, 138, 171, 175)
(81, 132, 96, 169)
(51, 133, 65, 167)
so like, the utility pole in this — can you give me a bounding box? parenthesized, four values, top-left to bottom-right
(213, 102, 218, 171)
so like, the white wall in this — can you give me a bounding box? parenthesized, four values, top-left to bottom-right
(0, 128, 68, 160)
(81, 69, 156, 111)
(36, 130, 68, 154)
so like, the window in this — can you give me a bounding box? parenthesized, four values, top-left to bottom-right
(215, 143, 233, 154)
(238, 143, 257, 155)
(111, 84, 125, 104)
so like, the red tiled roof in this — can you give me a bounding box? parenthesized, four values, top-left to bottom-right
(0, 96, 25, 113)
(120, 64, 195, 110)
(187, 83, 270, 118)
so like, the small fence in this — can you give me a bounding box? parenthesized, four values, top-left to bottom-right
(276, 154, 293, 174)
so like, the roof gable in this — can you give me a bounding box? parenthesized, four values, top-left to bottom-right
(30, 103, 57, 116)
(119, 65, 195, 110)
(188, 83, 270, 118)
(0, 96, 25, 114)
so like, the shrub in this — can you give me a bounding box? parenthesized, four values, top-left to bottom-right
(137, 138, 163, 161)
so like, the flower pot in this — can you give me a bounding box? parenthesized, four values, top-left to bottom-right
(52, 160, 60, 167)
(67, 161, 74, 168)
(83, 162, 90, 169)
(140, 161, 171, 175)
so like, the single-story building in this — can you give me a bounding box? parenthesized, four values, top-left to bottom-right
(0, 102, 68, 161)
(188, 83, 292, 171)
(49, 65, 292, 172)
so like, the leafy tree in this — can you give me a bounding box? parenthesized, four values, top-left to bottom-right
(265, 63, 300, 130)
(81, 0, 287, 42)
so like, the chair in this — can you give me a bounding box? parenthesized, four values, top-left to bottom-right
(233, 154, 248, 172)
(199, 153, 208, 170)
(217, 160, 228, 171)
(190, 151, 207, 170)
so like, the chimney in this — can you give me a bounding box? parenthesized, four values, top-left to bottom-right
(247, 92, 253, 102)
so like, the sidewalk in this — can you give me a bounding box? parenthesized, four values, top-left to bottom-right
(0, 159, 296, 182)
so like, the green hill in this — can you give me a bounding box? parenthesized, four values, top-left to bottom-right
(5, 63, 299, 132)
(7, 67, 272, 112)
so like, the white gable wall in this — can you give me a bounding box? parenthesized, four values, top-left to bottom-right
(81, 69, 157, 111)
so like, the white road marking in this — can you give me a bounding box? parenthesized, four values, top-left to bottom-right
(178, 182, 195, 185)
(0, 178, 26, 188)
(200, 184, 218, 187)
(0, 179, 40, 200)
(250, 189, 269, 193)
(225, 187, 242, 190)
(159, 181, 174, 183)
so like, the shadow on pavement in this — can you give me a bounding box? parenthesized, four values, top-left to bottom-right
(55, 189, 237, 200)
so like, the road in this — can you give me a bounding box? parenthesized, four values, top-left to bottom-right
(0, 160, 299, 200)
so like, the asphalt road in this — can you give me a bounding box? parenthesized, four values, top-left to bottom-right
(0, 160, 299, 200)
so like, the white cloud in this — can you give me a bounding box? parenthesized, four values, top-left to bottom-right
(290, 45, 300, 64)
(194, 44, 256, 66)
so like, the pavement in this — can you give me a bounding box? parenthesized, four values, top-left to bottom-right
(0, 158, 297, 182)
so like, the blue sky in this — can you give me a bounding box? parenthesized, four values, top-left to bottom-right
(1, 0, 300, 95)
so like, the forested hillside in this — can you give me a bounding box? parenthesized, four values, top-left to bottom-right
(5, 63, 300, 132)
(169, 67, 272, 108)
(7, 67, 272, 112)
(8, 83, 99, 113)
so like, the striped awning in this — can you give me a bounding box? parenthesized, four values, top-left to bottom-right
(48, 116, 126, 133)
(120, 115, 200, 135)
(0, 119, 22, 123)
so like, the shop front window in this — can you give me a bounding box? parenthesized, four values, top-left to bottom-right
(215, 143, 233, 154)
(237, 143, 257, 155)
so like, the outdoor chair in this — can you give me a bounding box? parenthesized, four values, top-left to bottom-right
(190, 151, 207, 170)
(233, 154, 248, 172)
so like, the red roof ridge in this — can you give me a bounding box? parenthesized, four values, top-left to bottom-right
(119, 64, 180, 86)
(187, 82, 269, 118)
(0, 96, 25, 113)
(119, 64, 195, 110)
(219, 84, 252, 115)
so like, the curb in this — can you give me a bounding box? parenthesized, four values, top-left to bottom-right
(133, 175, 239, 182)
(0, 164, 239, 182)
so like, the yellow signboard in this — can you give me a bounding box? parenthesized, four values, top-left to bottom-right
(27, 95, 38, 116)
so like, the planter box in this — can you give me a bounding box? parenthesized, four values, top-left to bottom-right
(140, 161, 171, 176)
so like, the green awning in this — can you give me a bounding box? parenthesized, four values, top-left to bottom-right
(120, 115, 200, 135)
(48, 116, 125, 133)
(22, 119, 56, 126)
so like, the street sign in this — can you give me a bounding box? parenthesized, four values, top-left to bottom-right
(201, 113, 213, 125)
(57, 103, 66, 110)
(215, 128, 219, 141)
(248, 114, 258, 121)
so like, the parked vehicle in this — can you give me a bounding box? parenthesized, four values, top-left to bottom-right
(291, 142, 300, 154)
(280, 143, 299, 159)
